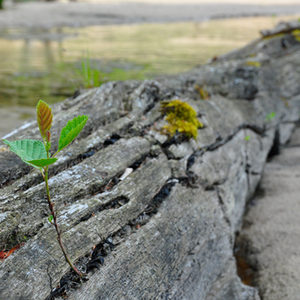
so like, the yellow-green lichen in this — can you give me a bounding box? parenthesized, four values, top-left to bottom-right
(160, 99, 203, 140)
(262, 32, 285, 40)
(248, 53, 257, 58)
(292, 29, 300, 42)
(280, 97, 289, 107)
(263, 30, 300, 42)
(245, 61, 261, 68)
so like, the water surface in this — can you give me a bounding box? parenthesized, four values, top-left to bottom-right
(0, 15, 298, 136)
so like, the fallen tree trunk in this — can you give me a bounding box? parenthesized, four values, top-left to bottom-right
(0, 21, 300, 300)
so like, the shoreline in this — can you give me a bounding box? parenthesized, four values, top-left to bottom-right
(0, 1, 300, 30)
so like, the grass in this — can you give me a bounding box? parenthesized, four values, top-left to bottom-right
(78, 55, 102, 88)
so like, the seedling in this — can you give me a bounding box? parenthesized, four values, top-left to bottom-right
(265, 112, 276, 121)
(245, 135, 251, 141)
(2, 100, 88, 277)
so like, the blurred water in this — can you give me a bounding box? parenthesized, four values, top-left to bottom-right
(0, 16, 297, 136)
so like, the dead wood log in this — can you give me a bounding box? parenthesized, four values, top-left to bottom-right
(0, 21, 300, 300)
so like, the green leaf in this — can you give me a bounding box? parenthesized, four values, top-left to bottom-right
(3, 139, 47, 169)
(58, 115, 88, 152)
(48, 215, 54, 223)
(245, 135, 251, 141)
(28, 158, 57, 168)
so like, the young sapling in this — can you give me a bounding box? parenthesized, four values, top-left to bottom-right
(2, 100, 88, 277)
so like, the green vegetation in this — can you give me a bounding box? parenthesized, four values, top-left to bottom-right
(79, 55, 102, 88)
(245, 135, 251, 141)
(2, 100, 88, 277)
(265, 112, 276, 121)
(78, 56, 148, 88)
(160, 99, 203, 140)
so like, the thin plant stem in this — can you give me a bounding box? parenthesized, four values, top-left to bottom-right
(43, 166, 82, 277)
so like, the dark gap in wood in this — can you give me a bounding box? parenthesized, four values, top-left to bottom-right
(214, 187, 232, 231)
(128, 152, 153, 170)
(88, 152, 152, 196)
(233, 182, 267, 295)
(0, 164, 32, 189)
(75, 196, 129, 225)
(133, 115, 163, 138)
(50, 134, 122, 177)
(162, 133, 190, 148)
(76, 110, 123, 141)
(102, 134, 121, 146)
(143, 101, 156, 115)
(267, 127, 280, 159)
(13, 173, 43, 192)
(234, 233, 259, 289)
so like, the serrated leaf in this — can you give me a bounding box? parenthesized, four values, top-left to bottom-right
(58, 115, 88, 152)
(28, 158, 57, 168)
(36, 100, 53, 138)
(3, 139, 47, 169)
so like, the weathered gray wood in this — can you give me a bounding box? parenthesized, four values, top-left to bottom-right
(0, 137, 151, 249)
(66, 186, 258, 300)
(0, 21, 300, 300)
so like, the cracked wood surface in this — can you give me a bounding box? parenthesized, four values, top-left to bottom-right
(0, 21, 300, 300)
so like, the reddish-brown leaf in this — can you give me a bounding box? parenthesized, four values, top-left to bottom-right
(36, 100, 53, 138)
(0, 243, 23, 261)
